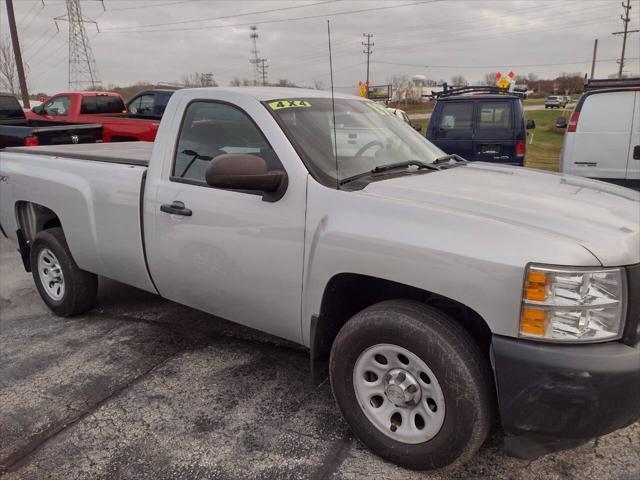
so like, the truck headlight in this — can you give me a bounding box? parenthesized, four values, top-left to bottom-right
(519, 265, 626, 342)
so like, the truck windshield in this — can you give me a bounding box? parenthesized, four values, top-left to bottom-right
(266, 98, 443, 185)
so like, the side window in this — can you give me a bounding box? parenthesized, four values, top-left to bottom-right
(129, 95, 155, 116)
(439, 102, 473, 130)
(477, 102, 512, 129)
(173, 101, 281, 185)
(44, 96, 70, 116)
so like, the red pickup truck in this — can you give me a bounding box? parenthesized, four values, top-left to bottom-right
(26, 92, 160, 142)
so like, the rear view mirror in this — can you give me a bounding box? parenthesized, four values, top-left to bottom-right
(555, 117, 568, 129)
(205, 154, 287, 201)
(412, 124, 422, 132)
(526, 119, 536, 130)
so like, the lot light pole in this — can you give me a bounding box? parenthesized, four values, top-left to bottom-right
(5, 0, 30, 107)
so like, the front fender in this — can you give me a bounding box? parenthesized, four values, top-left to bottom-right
(301, 179, 599, 346)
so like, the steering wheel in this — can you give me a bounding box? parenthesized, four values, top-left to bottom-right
(355, 140, 385, 158)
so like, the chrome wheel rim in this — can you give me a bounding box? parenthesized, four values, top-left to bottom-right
(353, 343, 445, 444)
(37, 248, 65, 301)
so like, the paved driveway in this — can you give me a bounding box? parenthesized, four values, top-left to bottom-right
(0, 237, 638, 479)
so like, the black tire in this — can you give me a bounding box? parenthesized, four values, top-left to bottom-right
(30, 227, 98, 316)
(329, 300, 493, 470)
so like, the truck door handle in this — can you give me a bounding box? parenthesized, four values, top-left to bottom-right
(160, 201, 192, 216)
(633, 145, 640, 160)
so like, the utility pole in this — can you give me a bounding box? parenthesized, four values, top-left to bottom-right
(590, 38, 598, 80)
(613, 0, 639, 79)
(258, 59, 268, 86)
(5, 0, 30, 107)
(362, 33, 373, 96)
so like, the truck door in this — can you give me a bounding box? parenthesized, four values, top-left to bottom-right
(146, 100, 306, 343)
(626, 91, 640, 183)
(430, 101, 474, 160)
(41, 95, 72, 121)
(473, 100, 515, 163)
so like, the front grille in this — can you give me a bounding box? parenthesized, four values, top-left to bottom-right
(623, 264, 640, 345)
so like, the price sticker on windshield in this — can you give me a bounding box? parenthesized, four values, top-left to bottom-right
(365, 102, 390, 116)
(268, 99, 312, 110)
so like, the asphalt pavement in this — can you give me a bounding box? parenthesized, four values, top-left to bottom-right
(1, 237, 638, 480)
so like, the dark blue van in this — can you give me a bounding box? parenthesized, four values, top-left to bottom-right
(426, 87, 533, 165)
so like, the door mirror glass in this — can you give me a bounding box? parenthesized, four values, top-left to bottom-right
(526, 119, 536, 130)
(554, 117, 567, 129)
(32, 105, 43, 115)
(205, 154, 286, 194)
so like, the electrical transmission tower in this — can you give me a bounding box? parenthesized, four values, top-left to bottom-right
(249, 26, 261, 85)
(612, 0, 639, 78)
(258, 59, 269, 86)
(362, 33, 374, 96)
(55, 0, 103, 90)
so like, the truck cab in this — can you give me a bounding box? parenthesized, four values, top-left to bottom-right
(126, 89, 176, 120)
(426, 89, 530, 166)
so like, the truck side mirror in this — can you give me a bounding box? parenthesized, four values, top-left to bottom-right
(555, 117, 567, 129)
(32, 105, 44, 115)
(205, 154, 287, 201)
(526, 119, 536, 130)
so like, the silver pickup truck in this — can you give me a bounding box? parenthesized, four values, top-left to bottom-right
(0, 87, 638, 471)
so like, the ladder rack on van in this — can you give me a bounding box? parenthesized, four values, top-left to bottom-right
(431, 85, 527, 99)
(584, 77, 640, 91)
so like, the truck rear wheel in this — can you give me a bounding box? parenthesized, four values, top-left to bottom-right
(30, 227, 98, 316)
(329, 300, 493, 470)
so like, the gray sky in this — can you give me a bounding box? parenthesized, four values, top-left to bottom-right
(2, 0, 639, 94)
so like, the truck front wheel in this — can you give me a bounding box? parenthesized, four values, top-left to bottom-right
(30, 227, 98, 316)
(330, 300, 493, 470)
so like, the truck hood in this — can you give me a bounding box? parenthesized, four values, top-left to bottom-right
(361, 163, 640, 266)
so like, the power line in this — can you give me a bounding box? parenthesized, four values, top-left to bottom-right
(104, 0, 341, 31)
(374, 57, 640, 69)
(100, 1, 440, 34)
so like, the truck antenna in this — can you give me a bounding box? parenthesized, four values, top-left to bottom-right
(327, 20, 339, 189)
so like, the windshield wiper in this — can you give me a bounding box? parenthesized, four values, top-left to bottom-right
(433, 154, 467, 166)
(339, 160, 438, 186)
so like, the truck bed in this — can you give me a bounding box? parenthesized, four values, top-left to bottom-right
(4, 141, 152, 167)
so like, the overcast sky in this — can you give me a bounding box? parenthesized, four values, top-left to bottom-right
(2, 0, 639, 94)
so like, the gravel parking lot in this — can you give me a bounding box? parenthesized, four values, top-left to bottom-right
(1, 237, 638, 480)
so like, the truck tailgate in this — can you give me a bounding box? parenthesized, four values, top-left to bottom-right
(32, 123, 103, 145)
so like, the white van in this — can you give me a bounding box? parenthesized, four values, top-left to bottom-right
(560, 87, 639, 190)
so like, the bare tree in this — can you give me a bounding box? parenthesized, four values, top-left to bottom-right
(526, 72, 539, 82)
(312, 79, 324, 90)
(482, 72, 498, 86)
(450, 75, 468, 87)
(229, 77, 242, 87)
(0, 35, 19, 95)
(276, 78, 297, 87)
(181, 72, 218, 87)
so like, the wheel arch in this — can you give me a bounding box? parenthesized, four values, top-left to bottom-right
(310, 272, 493, 380)
(14, 201, 62, 271)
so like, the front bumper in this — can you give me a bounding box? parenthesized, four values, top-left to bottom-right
(491, 335, 640, 459)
